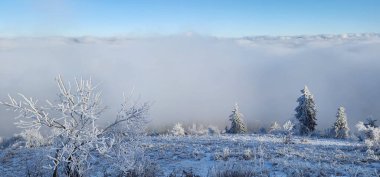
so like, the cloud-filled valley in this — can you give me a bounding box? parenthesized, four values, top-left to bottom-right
(1, 34, 380, 136)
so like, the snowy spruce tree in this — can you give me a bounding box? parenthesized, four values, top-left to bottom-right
(227, 103, 247, 134)
(295, 85, 317, 135)
(333, 107, 350, 139)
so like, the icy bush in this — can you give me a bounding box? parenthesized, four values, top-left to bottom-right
(0, 76, 149, 176)
(187, 124, 208, 135)
(171, 123, 185, 136)
(122, 156, 163, 177)
(192, 148, 206, 160)
(356, 121, 380, 159)
(283, 120, 295, 144)
(20, 128, 45, 148)
(222, 148, 231, 160)
(208, 162, 268, 177)
(213, 147, 231, 161)
(243, 149, 252, 160)
(268, 121, 282, 134)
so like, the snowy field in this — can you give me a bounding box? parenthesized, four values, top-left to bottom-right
(145, 134, 379, 176)
(1, 134, 379, 177)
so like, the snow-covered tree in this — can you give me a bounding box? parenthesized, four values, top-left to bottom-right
(171, 123, 185, 136)
(269, 121, 281, 134)
(283, 120, 295, 144)
(295, 85, 317, 135)
(227, 103, 247, 134)
(0, 76, 149, 176)
(333, 107, 350, 139)
(101, 94, 149, 174)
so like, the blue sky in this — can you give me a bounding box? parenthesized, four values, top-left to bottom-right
(0, 0, 379, 37)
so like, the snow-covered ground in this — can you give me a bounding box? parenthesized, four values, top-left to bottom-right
(1, 134, 379, 176)
(144, 134, 379, 176)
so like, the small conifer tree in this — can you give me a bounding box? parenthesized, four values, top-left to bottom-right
(227, 103, 247, 134)
(333, 106, 350, 139)
(295, 85, 317, 135)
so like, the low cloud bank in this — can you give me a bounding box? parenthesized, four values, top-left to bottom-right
(1, 34, 380, 136)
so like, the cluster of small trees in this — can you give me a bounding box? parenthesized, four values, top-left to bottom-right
(170, 103, 248, 136)
(167, 85, 354, 141)
(294, 85, 351, 138)
(222, 86, 351, 139)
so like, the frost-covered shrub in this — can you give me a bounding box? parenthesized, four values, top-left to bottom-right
(0, 76, 149, 176)
(213, 147, 231, 161)
(243, 149, 252, 160)
(357, 121, 380, 140)
(283, 120, 295, 144)
(187, 124, 207, 135)
(222, 148, 231, 160)
(208, 126, 220, 136)
(192, 148, 205, 160)
(208, 162, 267, 177)
(20, 128, 45, 148)
(356, 121, 380, 159)
(268, 121, 282, 134)
(171, 123, 185, 136)
(123, 157, 163, 177)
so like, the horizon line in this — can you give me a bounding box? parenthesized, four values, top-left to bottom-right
(1, 32, 380, 39)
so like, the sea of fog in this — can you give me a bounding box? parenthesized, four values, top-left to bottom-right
(1, 34, 380, 136)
